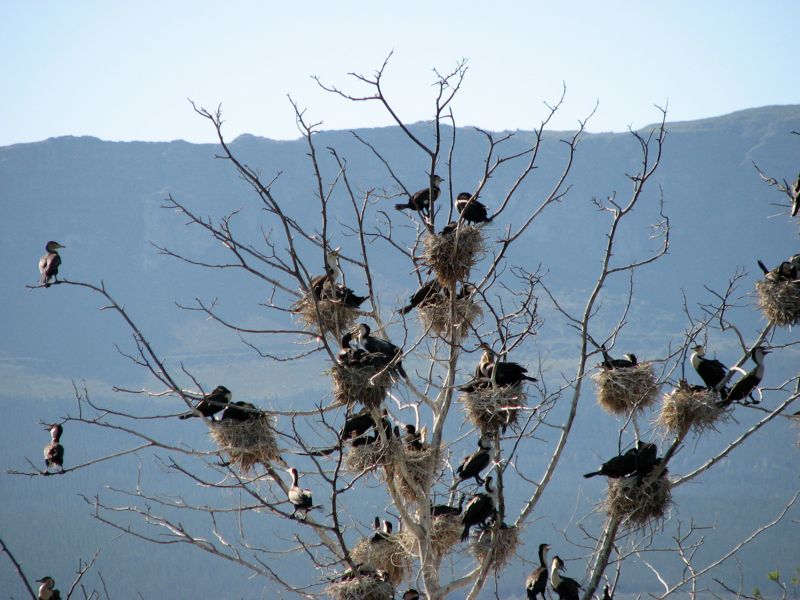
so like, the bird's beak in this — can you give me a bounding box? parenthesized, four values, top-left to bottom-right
(57, 243, 65, 248)
(762, 349, 772, 354)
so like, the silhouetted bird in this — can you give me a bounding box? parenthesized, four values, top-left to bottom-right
(525, 543, 550, 600)
(455, 192, 492, 224)
(395, 175, 443, 214)
(179, 385, 232, 420)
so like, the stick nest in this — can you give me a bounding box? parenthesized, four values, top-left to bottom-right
(592, 363, 660, 416)
(292, 292, 358, 337)
(756, 279, 800, 327)
(460, 386, 527, 433)
(414, 514, 464, 558)
(472, 525, 520, 571)
(418, 296, 483, 338)
(605, 472, 672, 528)
(344, 438, 402, 475)
(325, 577, 394, 600)
(656, 381, 726, 435)
(390, 445, 445, 502)
(350, 537, 411, 587)
(421, 227, 484, 285)
(331, 363, 392, 408)
(209, 416, 281, 473)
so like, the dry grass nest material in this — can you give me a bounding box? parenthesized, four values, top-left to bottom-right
(325, 577, 394, 600)
(656, 381, 726, 435)
(592, 363, 660, 416)
(422, 226, 484, 285)
(292, 292, 359, 336)
(390, 445, 445, 502)
(605, 472, 672, 527)
(461, 386, 527, 433)
(418, 297, 483, 337)
(344, 438, 401, 475)
(350, 537, 411, 587)
(398, 513, 462, 558)
(331, 363, 392, 408)
(209, 416, 281, 473)
(756, 279, 800, 327)
(472, 525, 520, 571)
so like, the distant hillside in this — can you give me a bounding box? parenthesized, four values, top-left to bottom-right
(1, 106, 799, 599)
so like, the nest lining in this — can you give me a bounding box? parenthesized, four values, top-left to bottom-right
(325, 577, 394, 600)
(331, 363, 392, 408)
(397, 513, 462, 558)
(756, 279, 800, 327)
(208, 416, 281, 473)
(350, 537, 411, 587)
(422, 227, 484, 285)
(417, 296, 482, 338)
(391, 445, 445, 502)
(471, 525, 520, 571)
(592, 363, 660, 416)
(605, 473, 672, 527)
(460, 386, 527, 433)
(344, 438, 401, 475)
(656, 382, 726, 435)
(292, 292, 359, 337)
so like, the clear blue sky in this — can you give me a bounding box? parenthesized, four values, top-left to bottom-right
(1, 1, 796, 146)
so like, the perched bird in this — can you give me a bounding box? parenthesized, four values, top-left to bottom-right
(602, 584, 613, 600)
(690, 345, 728, 392)
(431, 494, 464, 517)
(287, 467, 314, 519)
(440, 221, 459, 235)
(473, 343, 538, 388)
(354, 323, 407, 378)
(404, 424, 425, 451)
(220, 400, 260, 422)
(341, 408, 376, 441)
(455, 434, 492, 486)
(337, 331, 367, 366)
(722, 346, 771, 406)
(333, 285, 368, 308)
(179, 385, 232, 420)
(398, 280, 445, 315)
(395, 175, 443, 214)
(792, 172, 800, 218)
(39, 241, 65, 287)
(633, 441, 660, 476)
(525, 543, 551, 600)
(455, 192, 492, 224)
(36, 576, 61, 600)
(583, 448, 638, 479)
(599, 346, 638, 369)
(758, 259, 798, 282)
(550, 556, 581, 600)
(370, 516, 394, 543)
(44, 439, 64, 472)
(309, 248, 341, 298)
(402, 589, 422, 600)
(460, 476, 497, 541)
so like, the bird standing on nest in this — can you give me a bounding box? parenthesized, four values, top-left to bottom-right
(179, 385, 232, 420)
(461, 343, 537, 390)
(599, 346, 637, 369)
(460, 476, 497, 541)
(39, 241, 65, 287)
(455, 192, 492, 224)
(525, 542, 550, 600)
(36, 576, 61, 600)
(395, 175, 443, 217)
(354, 323, 407, 378)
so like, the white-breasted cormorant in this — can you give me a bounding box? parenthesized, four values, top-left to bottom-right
(600, 346, 637, 369)
(525, 543, 550, 600)
(354, 323, 407, 378)
(461, 343, 538, 390)
(36, 576, 61, 600)
(456, 192, 492, 224)
(690, 345, 728, 392)
(46, 423, 63, 442)
(39, 241, 65, 288)
(43, 423, 64, 472)
(395, 175, 443, 215)
(455, 434, 492, 486)
(550, 556, 581, 600)
(722, 346, 770, 406)
(460, 476, 497, 541)
(792, 172, 800, 218)
(179, 385, 232, 420)
(310, 248, 341, 298)
(287, 467, 314, 519)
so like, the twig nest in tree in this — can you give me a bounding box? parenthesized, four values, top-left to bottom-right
(605, 472, 672, 528)
(344, 437, 401, 475)
(656, 381, 726, 435)
(331, 363, 392, 408)
(421, 226, 484, 285)
(292, 292, 359, 337)
(398, 513, 462, 558)
(460, 386, 527, 434)
(418, 296, 482, 338)
(208, 415, 282, 474)
(592, 363, 660, 416)
(390, 445, 445, 503)
(350, 537, 411, 587)
(756, 278, 800, 327)
(471, 525, 520, 571)
(325, 575, 394, 600)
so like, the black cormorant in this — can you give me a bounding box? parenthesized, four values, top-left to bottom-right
(395, 175, 443, 214)
(333, 285, 368, 308)
(792, 172, 800, 217)
(633, 441, 660, 476)
(690, 345, 728, 391)
(460, 476, 497, 541)
(287, 467, 314, 519)
(525, 543, 550, 600)
(341, 407, 376, 440)
(456, 192, 492, 224)
(398, 280, 445, 315)
(354, 323, 407, 378)
(337, 332, 366, 366)
(39, 241, 64, 287)
(179, 385, 232, 420)
(474, 343, 538, 388)
(402, 589, 421, 600)
(600, 346, 638, 369)
(220, 400, 260, 422)
(455, 434, 492, 486)
(404, 424, 425, 451)
(602, 584, 613, 600)
(550, 556, 581, 600)
(722, 346, 770, 406)
(36, 576, 61, 600)
(432, 494, 464, 517)
(583, 448, 638, 479)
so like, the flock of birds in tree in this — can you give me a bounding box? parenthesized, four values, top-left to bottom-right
(33, 167, 796, 599)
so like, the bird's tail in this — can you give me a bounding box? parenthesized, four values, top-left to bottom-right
(583, 471, 602, 478)
(522, 375, 538, 382)
(395, 363, 408, 379)
(298, 446, 337, 457)
(757, 260, 770, 275)
(395, 203, 409, 211)
(178, 412, 197, 420)
(397, 304, 414, 315)
(460, 526, 471, 542)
